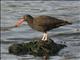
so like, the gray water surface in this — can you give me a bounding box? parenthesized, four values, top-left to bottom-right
(1, 1, 80, 60)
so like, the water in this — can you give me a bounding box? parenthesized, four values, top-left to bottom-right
(1, 1, 80, 60)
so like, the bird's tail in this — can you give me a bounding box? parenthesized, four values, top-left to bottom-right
(60, 21, 72, 26)
(65, 21, 72, 25)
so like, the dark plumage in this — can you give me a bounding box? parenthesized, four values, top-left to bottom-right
(28, 15, 71, 32)
(16, 14, 72, 41)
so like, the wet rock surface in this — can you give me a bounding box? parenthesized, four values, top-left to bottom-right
(9, 39, 66, 56)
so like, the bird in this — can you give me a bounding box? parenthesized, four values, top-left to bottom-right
(15, 14, 72, 41)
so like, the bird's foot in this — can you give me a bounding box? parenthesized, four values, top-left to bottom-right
(42, 37, 47, 41)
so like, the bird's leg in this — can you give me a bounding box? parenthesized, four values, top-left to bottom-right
(44, 32, 48, 41)
(42, 32, 48, 41)
(42, 33, 46, 41)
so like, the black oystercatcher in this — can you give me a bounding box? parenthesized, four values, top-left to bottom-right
(15, 15, 72, 41)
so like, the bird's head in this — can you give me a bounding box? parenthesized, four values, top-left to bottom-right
(15, 14, 33, 27)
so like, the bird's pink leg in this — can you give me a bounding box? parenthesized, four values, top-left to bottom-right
(42, 32, 48, 41)
(42, 33, 46, 41)
(45, 32, 48, 41)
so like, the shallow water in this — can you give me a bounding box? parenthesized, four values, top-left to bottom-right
(1, 1, 80, 60)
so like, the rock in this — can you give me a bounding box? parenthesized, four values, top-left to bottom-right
(9, 39, 66, 56)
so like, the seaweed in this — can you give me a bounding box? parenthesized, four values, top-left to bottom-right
(9, 38, 66, 56)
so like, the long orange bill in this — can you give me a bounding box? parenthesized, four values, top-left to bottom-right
(15, 18, 24, 27)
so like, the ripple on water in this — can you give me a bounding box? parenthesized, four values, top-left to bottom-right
(1, 1, 80, 60)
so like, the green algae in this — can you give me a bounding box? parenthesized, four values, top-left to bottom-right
(9, 39, 66, 56)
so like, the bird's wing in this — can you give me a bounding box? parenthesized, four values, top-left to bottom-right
(34, 16, 65, 27)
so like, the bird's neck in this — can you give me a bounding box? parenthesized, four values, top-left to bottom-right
(27, 19, 33, 26)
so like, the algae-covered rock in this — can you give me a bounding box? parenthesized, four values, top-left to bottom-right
(9, 39, 66, 56)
